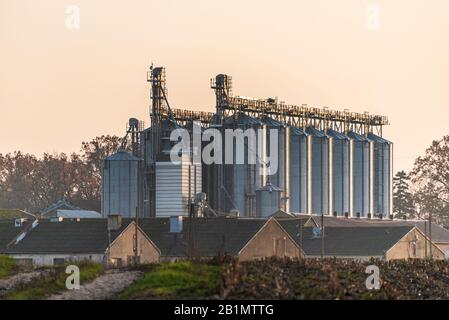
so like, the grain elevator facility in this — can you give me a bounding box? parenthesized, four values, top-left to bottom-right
(101, 66, 393, 219)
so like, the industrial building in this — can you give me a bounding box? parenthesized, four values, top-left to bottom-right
(101, 66, 393, 219)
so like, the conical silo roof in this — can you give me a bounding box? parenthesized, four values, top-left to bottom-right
(326, 128, 349, 140)
(104, 150, 140, 161)
(367, 133, 392, 144)
(306, 126, 328, 138)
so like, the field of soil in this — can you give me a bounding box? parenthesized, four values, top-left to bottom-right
(3, 257, 449, 300)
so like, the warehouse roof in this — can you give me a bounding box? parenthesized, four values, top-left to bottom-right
(0, 220, 30, 253)
(278, 223, 415, 257)
(139, 217, 269, 257)
(310, 216, 449, 244)
(56, 209, 102, 219)
(40, 198, 80, 216)
(5, 219, 132, 254)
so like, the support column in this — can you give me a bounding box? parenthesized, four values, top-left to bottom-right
(349, 139, 354, 217)
(307, 135, 313, 215)
(328, 137, 333, 216)
(369, 141, 375, 218)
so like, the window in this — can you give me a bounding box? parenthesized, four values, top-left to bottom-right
(53, 258, 65, 266)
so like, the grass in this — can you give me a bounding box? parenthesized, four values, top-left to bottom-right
(0, 209, 30, 219)
(0, 255, 17, 279)
(119, 260, 224, 299)
(2, 261, 104, 300)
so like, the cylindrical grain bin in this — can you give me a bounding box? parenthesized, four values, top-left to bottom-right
(327, 129, 350, 216)
(261, 116, 290, 212)
(289, 126, 309, 214)
(256, 181, 283, 217)
(368, 133, 393, 218)
(347, 131, 371, 218)
(101, 150, 142, 218)
(306, 127, 330, 215)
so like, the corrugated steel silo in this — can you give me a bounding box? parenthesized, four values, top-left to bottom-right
(347, 131, 371, 217)
(256, 182, 283, 217)
(101, 150, 142, 218)
(327, 129, 350, 216)
(155, 155, 202, 216)
(306, 127, 330, 215)
(262, 116, 290, 212)
(289, 126, 309, 213)
(221, 113, 265, 216)
(368, 133, 392, 217)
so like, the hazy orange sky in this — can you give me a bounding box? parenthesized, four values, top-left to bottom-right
(1, 0, 448, 172)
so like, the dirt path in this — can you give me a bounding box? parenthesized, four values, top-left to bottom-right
(47, 269, 142, 300)
(0, 270, 50, 293)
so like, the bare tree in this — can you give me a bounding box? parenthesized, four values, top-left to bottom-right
(0, 135, 124, 212)
(78, 135, 125, 200)
(411, 136, 449, 223)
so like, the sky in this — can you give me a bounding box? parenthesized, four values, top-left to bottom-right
(1, 0, 448, 172)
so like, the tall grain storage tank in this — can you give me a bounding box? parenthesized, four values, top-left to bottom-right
(289, 126, 309, 214)
(347, 131, 371, 217)
(256, 182, 283, 217)
(368, 133, 392, 218)
(101, 150, 142, 218)
(306, 127, 330, 215)
(155, 154, 201, 217)
(262, 116, 290, 212)
(327, 129, 350, 216)
(222, 113, 266, 216)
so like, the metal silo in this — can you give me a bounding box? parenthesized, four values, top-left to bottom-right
(306, 127, 330, 215)
(347, 131, 371, 217)
(327, 129, 350, 216)
(368, 133, 393, 218)
(262, 116, 290, 212)
(221, 112, 265, 216)
(101, 150, 142, 218)
(256, 182, 283, 217)
(289, 126, 309, 214)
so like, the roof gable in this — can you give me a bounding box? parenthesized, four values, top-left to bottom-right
(291, 226, 414, 257)
(6, 219, 132, 254)
(139, 217, 267, 257)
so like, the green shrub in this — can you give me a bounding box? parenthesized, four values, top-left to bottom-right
(119, 260, 223, 299)
(0, 255, 17, 279)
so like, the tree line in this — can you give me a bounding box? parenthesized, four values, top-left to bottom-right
(1, 133, 448, 221)
(394, 136, 449, 224)
(0, 135, 123, 213)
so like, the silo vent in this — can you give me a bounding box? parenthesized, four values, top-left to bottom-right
(170, 216, 183, 233)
